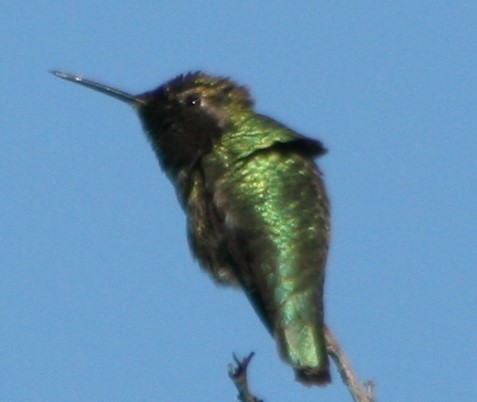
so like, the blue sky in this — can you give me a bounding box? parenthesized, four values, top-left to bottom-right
(2, 2, 476, 401)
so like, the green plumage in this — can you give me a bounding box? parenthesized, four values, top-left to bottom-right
(52, 70, 331, 385)
(197, 111, 331, 384)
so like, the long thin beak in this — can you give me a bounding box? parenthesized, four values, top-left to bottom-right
(50, 70, 145, 107)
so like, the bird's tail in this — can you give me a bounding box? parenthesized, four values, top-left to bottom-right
(276, 317, 331, 386)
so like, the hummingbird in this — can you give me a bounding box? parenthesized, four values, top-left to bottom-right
(51, 70, 331, 385)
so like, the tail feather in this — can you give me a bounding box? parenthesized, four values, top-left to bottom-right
(276, 320, 331, 386)
(295, 366, 331, 386)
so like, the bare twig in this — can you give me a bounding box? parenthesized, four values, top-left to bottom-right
(228, 328, 375, 402)
(228, 353, 263, 402)
(324, 326, 375, 402)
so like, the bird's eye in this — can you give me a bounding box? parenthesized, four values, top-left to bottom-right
(184, 93, 201, 107)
